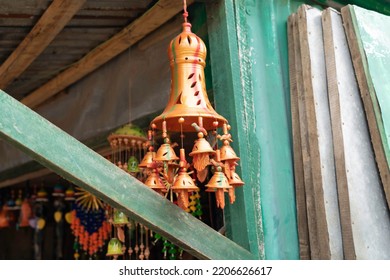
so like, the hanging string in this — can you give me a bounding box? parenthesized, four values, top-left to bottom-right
(180, 121, 184, 149)
(128, 47, 133, 125)
(183, 0, 188, 22)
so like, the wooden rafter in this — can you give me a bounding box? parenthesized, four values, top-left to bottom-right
(21, 0, 194, 108)
(0, 0, 87, 89)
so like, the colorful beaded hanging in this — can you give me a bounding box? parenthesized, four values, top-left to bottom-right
(69, 188, 111, 259)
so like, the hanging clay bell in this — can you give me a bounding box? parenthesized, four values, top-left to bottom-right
(205, 168, 232, 209)
(150, 22, 227, 132)
(189, 137, 215, 172)
(220, 143, 240, 162)
(171, 169, 199, 210)
(155, 143, 179, 162)
(228, 171, 244, 187)
(106, 237, 124, 257)
(226, 169, 244, 204)
(139, 151, 156, 168)
(112, 209, 129, 226)
(144, 170, 167, 195)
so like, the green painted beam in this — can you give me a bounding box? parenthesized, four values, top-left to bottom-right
(0, 90, 256, 260)
(206, 0, 264, 259)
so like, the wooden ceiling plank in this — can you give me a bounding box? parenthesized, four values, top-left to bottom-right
(0, 0, 87, 89)
(21, 0, 195, 108)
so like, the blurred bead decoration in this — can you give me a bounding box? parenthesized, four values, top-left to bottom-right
(70, 188, 111, 259)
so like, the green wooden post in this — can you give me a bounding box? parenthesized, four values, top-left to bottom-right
(207, 0, 303, 259)
(0, 90, 256, 260)
(206, 0, 264, 259)
(237, 0, 301, 260)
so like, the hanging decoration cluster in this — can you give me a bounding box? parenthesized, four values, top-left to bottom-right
(142, 1, 244, 210)
(106, 124, 153, 260)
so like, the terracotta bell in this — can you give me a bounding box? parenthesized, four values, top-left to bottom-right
(154, 143, 179, 162)
(228, 171, 245, 187)
(151, 22, 227, 132)
(144, 170, 167, 195)
(206, 168, 232, 209)
(220, 143, 240, 162)
(139, 151, 156, 168)
(171, 169, 199, 209)
(189, 137, 215, 172)
(106, 237, 124, 257)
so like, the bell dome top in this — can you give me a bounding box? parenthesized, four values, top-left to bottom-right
(168, 22, 207, 66)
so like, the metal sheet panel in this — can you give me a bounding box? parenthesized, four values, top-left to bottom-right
(324, 8, 390, 259)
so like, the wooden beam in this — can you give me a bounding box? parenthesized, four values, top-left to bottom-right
(0, 168, 52, 189)
(287, 13, 311, 260)
(0, 145, 112, 189)
(0, 90, 256, 260)
(0, 0, 87, 89)
(21, 0, 195, 108)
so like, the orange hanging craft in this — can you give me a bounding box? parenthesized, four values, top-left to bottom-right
(144, 0, 244, 210)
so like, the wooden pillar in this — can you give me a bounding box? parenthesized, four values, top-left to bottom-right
(207, 0, 301, 259)
(206, 0, 264, 259)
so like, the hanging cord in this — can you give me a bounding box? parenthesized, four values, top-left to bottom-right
(183, 0, 188, 22)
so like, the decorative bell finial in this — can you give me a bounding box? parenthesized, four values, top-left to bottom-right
(151, 21, 226, 132)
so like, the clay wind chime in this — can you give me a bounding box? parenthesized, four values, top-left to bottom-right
(143, 0, 244, 210)
(106, 124, 153, 260)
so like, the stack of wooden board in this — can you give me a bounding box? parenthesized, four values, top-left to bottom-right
(288, 5, 390, 260)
